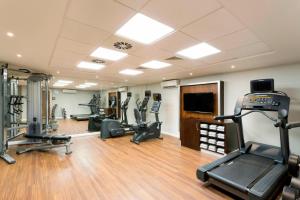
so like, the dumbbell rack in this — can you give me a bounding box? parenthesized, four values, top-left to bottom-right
(199, 121, 237, 155)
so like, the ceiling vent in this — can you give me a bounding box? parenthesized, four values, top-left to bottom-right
(92, 59, 105, 64)
(18, 68, 31, 74)
(165, 56, 183, 61)
(136, 66, 149, 70)
(113, 41, 133, 50)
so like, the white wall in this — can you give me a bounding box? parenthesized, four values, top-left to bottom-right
(123, 63, 300, 154)
(51, 89, 97, 118)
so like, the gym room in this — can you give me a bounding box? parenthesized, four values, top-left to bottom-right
(1, 0, 300, 199)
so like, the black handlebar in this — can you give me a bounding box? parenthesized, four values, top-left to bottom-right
(214, 115, 236, 120)
(286, 122, 300, 129)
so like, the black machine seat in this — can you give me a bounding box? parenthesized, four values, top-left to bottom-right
(17, 134, 72, 155)
(208, 154, 275, 192)
(24, 134, 71, 141)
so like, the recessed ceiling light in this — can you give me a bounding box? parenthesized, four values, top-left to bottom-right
(231, 65, 236, 69)
(84, 82, 97, 86)
(77, 61, 105, 70)
(57, 80, 73, 84)
(119, 69, 143, 76)
(56, 71, 60, 74)
(6, 32, 14, 37)
(17, 54, 22, 58)
(76, 85, 90, 89)
(90, 47, 127, 61)
(140, 60, 171, 69)
(189, 72, 193, 76)
(53, 83, 67, 87)
(115, 13, 174, 44)
(177, 42, 221, 59)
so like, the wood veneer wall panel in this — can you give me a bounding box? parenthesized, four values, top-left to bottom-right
(180, 82, 224, 150)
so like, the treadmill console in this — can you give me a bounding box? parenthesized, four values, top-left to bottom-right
(151, 93, 161, 113)
(151, 101, 161, 113)
(241, 93, 290, 112)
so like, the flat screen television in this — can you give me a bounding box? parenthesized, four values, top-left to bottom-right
(183, 92, 214, 113)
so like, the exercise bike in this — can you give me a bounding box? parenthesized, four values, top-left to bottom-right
(131, 93, 162, 144)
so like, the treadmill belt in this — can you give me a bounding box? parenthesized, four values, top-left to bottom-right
(208, 154, 275, 192)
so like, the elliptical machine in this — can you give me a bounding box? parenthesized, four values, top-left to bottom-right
(120, 92, 132, 127)
(136, 90, 151, 122)
(131, 93, 162, 144)
(100, 92, 133, 139)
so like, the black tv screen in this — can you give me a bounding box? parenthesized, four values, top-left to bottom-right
(184, 93, 214, 113)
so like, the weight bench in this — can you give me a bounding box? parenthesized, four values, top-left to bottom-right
(16, 134, 72, 155)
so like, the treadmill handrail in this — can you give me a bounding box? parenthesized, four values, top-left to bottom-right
(215, 110, 278, 122)
(286, 122, 300, 129)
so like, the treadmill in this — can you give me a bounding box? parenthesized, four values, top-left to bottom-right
(197, 79, 300, 199)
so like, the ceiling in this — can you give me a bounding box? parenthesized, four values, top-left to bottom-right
(0, 0, 300, 90)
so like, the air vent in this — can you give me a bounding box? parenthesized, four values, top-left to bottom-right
(136, 66, 149, 70)
(18, 68, 31, 73)
(165, 56, 183, 61)
(113, 41, 133, 50)
(92, 59, 105, 64)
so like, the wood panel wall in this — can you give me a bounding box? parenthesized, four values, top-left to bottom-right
(180, 81, 224, 150)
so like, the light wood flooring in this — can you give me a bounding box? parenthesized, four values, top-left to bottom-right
(1, 120, 236, 200)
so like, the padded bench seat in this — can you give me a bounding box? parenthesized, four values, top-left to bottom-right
(24, 134, 71, 141)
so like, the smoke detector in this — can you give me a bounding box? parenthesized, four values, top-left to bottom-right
(113, 41, 133, 50)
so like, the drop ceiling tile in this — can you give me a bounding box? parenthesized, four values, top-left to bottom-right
(115, 0, 149, 10)
(131, 46, 173, 60)
(56, 37, 95, 55)
(203, 42, 272, 64)
(210, 29, 260, 51)
(141, 0, 221, 29)
(66, 0, 135, 33)
(50, 50, 87, 69)
(153, 32, 198, 52)
(0, 0, 69, 69)
(121, 55, 147, 66)
(61, 19, 111, 46)
(230, 42, 271, 58)
(182, 8, 244, 41)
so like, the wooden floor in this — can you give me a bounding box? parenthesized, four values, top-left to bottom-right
(1, 120, 235, 200)
(54, 119, 89, 134)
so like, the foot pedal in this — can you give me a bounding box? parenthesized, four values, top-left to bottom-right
(1, 153, 16, 164)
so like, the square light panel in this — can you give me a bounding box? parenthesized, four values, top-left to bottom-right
(119, 69, 143, 76)
(77, 61, 105, 70)
(90, 47, 127, 61)
(176, 42, 221, 59)
(76, 85, 90, 89)
(115, 13, 174, 44)
(84, 82, 98, 86)
(57, 80, 73, 84)
(53, 83, 68, 87)
(140, 60, 171, 69)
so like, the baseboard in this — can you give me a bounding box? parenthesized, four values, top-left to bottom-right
(162, 131, 180, 138)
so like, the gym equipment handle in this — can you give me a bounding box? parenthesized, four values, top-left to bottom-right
(286, 122, 300, 129)
(214, 115, 236, 120)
